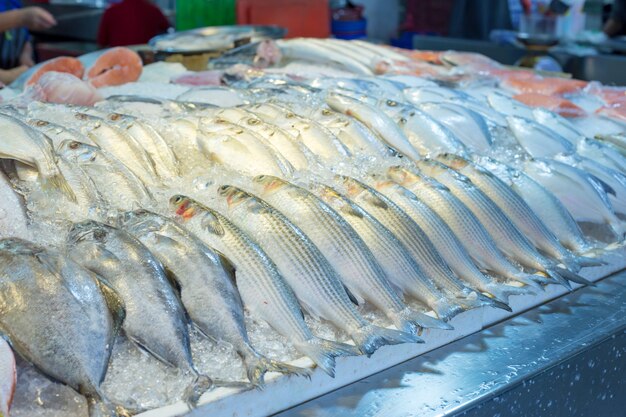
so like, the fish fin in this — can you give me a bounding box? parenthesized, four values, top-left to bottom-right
(394, 307, 453, 332)
(215, 249, 237, 287)
(200, 212, 225, 236)
(243, 354, 311, 388)
(545, 267, 573, 290)
(343, 285, 363, 306)
(364, 193, 388, 209)
(294, 338, 360, 377)
(553, 266, 596, 287)
(351, 324, 419, 357)
(182, 374, 213, 409)
(431, 298, 464, 322)
(42, 172, 77, 203)
(456, 291, 512, 312)
(128, 335, 175, 366)
(588, 174, 616, 196)
(339, 203, 364, 219)
(93, 275, 126, 336)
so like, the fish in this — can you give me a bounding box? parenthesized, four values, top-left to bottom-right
(576, 138, 626, 174)
(197, 118, 291, 177)
(487, 91, 535, 119)
(506, 115, 576, 158)
(252, 175, 448, 332)
(103, 112, 180, 179)
(531, 107, 585, 145)
(325, 92, 422, 160)
(418, 102, 493, 151)
(478, 158, 598, 254)
(247, 102, 351, 162)
(0, 112, 75, 201)
(27, 118, 96, 149)
(0, 338, 15, 417)
(0, 238, 126, 417)
(415, 159, 594, 289)
(164, 202, 360, 376)
(216, 185, 416, 356)
(523, 158, 625, 240)
(309, 182, 461, 322)
(435, 154, 604, 269)
(387, 166, 545, 289)
(117, 210, 312, 384)
(209, 107, 312, 170)
(66, 220, 211, 406)
(276, 38, 374, 75)
(339, 175, 511, 311)
(372, 179, 530, 302)
(57, 140, 153, 210)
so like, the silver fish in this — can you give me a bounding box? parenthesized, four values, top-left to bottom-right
(66, 221, 211, 406)
(252, 175, 448, 332)
(311, 182, 461, 322)
(416, 159, 593, 289)
(387, 166, 544, 289)
(0, 238, 125, 417)
(372, 179, 528, 302)
(0, 112, 74, 201)
(57, 140, 153, 210)
(325, 92, 421, 160)
(164, 201, 359, 377)
(507, 115, 575, 158)
(435, 154, 604, 270)
(118, 209, 311, 385)
(339, 176, 511, 311)
(216, 185, 416, 356)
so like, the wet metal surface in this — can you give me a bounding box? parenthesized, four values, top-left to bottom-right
(276, 270, 626, 417)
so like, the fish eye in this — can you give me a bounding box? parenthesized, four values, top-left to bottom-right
(257, 175, 266, 181)
(93, 229, 106, 240)
(219, 185, 229, 192)
(69, 141, 80, 150)
(173, 196, 183, 203)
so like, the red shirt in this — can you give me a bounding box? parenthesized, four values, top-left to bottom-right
(97, 0, 170, 47)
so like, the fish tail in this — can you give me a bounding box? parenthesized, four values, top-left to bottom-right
(432, 298, 464, 322)
(43, 172, 77, 203)
(182, 374, 213, 408)
(393, 307, 453, 332)
(244, 354, 312, 388)
(456, 291, 512, 312)
(352, 324, 420, 357)
(552, 266, 596, 287)
(574, 255, 608, 268)
(295, 337, 360, 377)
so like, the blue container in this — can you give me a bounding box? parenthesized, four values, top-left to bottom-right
(331, 18, 367, 40)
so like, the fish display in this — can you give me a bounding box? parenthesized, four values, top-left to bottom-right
(0, 38, 623, 416)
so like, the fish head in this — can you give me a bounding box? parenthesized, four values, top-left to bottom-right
(57, 140, 98, 163)
(312, 182, 342, 202)
(387, 166, 418, 186)
(67, 220, 110, 245)
(117, 209, 164, 234)
(217, 185, 251, 209)
(252, 175, 287, 195)
(434, 153, 470, 170)
(338, 175, 368, 199)
(414, 158, 449, 177)
(170, 195, 198, 221)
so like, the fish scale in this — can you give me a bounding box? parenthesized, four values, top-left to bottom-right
(252, 176, 446, 333)
(386, 166, 539, 288)
(216, 185, 416, 356)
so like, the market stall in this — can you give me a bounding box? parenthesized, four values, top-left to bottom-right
(0, 28, 625, 417)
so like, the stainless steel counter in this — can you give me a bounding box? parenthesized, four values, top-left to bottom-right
(277, 269, 626, 417)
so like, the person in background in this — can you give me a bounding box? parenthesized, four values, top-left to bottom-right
(0, 2, 56, 84)
(97, 0, 170, 47)
(604, 0, 626, 37)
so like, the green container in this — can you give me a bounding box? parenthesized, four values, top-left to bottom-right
(175, 0, 236, 31)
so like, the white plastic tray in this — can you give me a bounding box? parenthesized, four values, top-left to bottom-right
(140, 246, 626, 417)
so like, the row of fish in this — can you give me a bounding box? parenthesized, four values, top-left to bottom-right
(0, 39, 624, 417)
